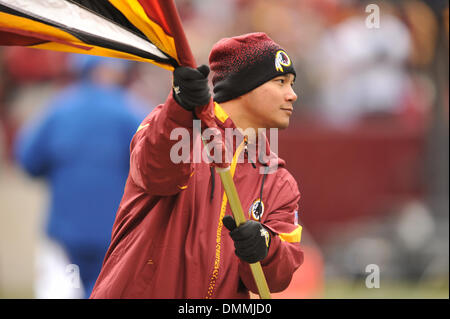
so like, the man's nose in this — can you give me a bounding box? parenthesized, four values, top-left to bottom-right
(286, 86, 298, 103)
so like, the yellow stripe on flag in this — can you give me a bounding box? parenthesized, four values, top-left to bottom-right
(31, 42, 173, 71)
(0, 12, 82, 45)
(108, 0, 179, 64)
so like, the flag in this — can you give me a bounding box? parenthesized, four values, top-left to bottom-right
(0, 1, 269, 297)
(0, 0, 195, 71)
(0, 0, 223, 166)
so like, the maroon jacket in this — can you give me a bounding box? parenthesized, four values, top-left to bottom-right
(90, 93, 304, 298)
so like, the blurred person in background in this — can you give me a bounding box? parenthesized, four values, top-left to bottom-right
(14, 54, 146, 298)
(311, 1, 414, 128)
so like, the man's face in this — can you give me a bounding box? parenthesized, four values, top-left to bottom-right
(240, 73, 297, 130)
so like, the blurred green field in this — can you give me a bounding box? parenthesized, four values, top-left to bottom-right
(1, 279, 448, 299)
(323, 278, 449, 299)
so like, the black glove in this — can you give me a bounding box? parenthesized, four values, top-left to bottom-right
(172, 64, 211, 110)
(222, 215, 271, 264)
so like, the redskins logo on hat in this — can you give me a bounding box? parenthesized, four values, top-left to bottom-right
(275, 50, 291, 72)
(249, 199, 264, 221)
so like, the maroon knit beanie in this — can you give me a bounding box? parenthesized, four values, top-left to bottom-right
(209, 32, 296, 103)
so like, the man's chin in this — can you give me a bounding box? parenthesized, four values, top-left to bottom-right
(277, 120, 290, 130)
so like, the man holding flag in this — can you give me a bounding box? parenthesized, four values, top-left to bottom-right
(90, 32, 304, 299)
(0, 0, 304, 299)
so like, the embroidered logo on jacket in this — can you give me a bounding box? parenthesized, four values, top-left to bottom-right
(260, 228, 270, 247)
(249, 199, 264, 221)
(275, 50, 291, 72)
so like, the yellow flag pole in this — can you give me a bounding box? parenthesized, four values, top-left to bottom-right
(215, 166, 272, 299)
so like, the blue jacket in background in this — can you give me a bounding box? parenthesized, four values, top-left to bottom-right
(15, 81, 146, 251)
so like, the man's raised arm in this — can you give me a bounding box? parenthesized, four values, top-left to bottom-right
(129, 65, 211, 196)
